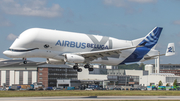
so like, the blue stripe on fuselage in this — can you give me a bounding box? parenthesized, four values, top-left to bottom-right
(119, 47, 150, 64)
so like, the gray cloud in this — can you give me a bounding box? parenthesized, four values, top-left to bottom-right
(104, 0, 157, 7)
(7, 33, 17, 41)
(0, 0, 63, 18)
(103, 0, 157, 14)
(104, 0, 127, 7)
(128, 0, 157, 3)
(0, 16, 12, 27)
(173, 20, 180, 25)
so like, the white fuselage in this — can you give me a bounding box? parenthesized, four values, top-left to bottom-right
(3, 28, 160, 65)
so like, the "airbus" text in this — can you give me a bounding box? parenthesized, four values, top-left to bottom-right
(55, 40, 109, 50)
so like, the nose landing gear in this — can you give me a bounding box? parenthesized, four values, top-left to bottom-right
(23, 58, 27, 64)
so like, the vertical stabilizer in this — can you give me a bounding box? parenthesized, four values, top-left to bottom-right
(138, 27, 163, 49)
(165, 43, 175, 56)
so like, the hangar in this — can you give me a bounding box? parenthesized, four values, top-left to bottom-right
(0, 60, 37, 86)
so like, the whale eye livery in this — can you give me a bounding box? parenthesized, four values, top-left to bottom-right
(44, 44, 49, 48)
(3, 27, 175, 72)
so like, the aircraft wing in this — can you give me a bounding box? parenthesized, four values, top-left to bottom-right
(70, 45, 142, 61)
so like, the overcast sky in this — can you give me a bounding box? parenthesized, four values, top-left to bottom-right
(0, 0, 180, 64)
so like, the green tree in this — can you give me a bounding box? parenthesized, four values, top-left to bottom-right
(173, 79, 178, 87)
(139, 63, 145, 70)
(118, 63, 144, 70)
(158, 80, 163, 86)
(166, 83, 169, 86)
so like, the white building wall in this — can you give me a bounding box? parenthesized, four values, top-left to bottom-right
(23, 71, 28, 84)
(15, 71, 19, 84)
(78, 67, 107, 80)
(57, 80, 71, 87)
(32, 71, 37, 83)
(140, 75, 166, 86)
(106, 66, 112, 69)
(125, 70, 143, 76)
(1, 71, 6, 86)
(93, 65, 99, 68)
(145, 64, 153, 74)
(10, 71, 14, 86)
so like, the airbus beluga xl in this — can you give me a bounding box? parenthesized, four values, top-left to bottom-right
(3, 27, 175, 72)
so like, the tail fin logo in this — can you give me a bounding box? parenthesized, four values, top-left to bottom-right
(168, 46, 175, 53)
(165, 43, 175, 56)
(145, 32, 156, 42)
(139, 27, 163, 48)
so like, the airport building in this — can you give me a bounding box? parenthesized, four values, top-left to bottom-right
(0, 60, 180, 88)
(146, 64, 180, 76)
(0, 60, 79, 87)
(140, 73, 180, 86)
(37, 64, 77, 87)
(159, 64, 180, 76)
(0, 60, 38, 86)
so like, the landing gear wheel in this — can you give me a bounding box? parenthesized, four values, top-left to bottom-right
(88, 68, 94, 71)
(73, 65, 78, 70)
(23, 58, 27, 64)
(77, 68, 82, 72)
(73, 63, 79, 70)
(23, 61, 27, 64)
(84, 64, 90, 68)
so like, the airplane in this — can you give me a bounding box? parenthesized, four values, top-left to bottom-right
(3, 27, 175, 72)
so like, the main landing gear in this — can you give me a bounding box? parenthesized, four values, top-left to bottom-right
(73, 63, 82, 72)
(73, 63, 94, 72)
(23, 58, 27, 64)
(84, 64, 94, 71)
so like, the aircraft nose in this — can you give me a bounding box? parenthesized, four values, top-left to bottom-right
(3, 50, 11, 57)
(3, 50, 8, 55)
(3, 50, 26, 58)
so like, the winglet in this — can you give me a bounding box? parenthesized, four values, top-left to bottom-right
(165, 43, 175, 56)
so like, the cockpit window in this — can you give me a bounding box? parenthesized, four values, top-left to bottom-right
(8, 48, 39, 52)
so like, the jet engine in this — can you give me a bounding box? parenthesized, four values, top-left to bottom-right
(64, 54, 85, 63)
(46, 58, 65, 64)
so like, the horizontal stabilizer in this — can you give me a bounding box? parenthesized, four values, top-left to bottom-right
(165, 43, 175, 56)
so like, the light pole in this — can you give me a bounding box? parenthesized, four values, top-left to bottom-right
(155, 51, 160, 73)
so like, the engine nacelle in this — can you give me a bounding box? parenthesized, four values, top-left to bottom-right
(64, 54, 85, 63)
(46, 58, 64, 64)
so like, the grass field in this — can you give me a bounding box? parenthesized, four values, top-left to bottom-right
(0, 90, 180, 97)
